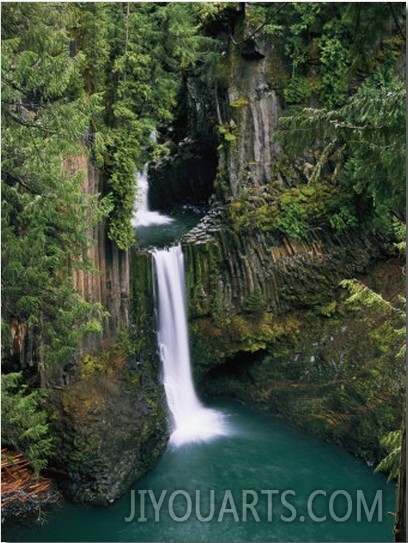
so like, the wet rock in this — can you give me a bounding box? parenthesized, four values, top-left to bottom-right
(51, 353, 168, 505)
(238, 39, 265, 60)
(1, 483, 61, 524)
(182, 212, 377, 319)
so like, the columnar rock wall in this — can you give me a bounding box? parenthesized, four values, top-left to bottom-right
(50, 157, 168, 505)
(217, 36, 283, 198)
(68, 153, 130, 353)
(182, 211, 376, 319)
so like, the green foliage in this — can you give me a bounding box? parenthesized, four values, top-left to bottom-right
(340, 80, 405, 220)
(283, 76, 313, 105)
(255, 2, 405, 108)
(374, 430, 402, 480)
(280, 76, 406, 233)
(329, 206, 358, 232)
(392, 218, 406, 254)
(273, 200, 308, 241)
(341, 278, 406, 361)
(74, 3, 111, 95)
(340, 279, 405, 317)
(218, 123, 238, 144)
(79, 345, 125, 380)
(243, 288, 266, 315)
(1, 373, 52, 476)
(316, 20, 349, 106)
(229, 182, 358, 240)
(340, 277, 406, 470)
(1, 3, 110, 374)
(116, 326, 143, 357)
(315, 301, 337, 318)
(104, 142, 140, 250)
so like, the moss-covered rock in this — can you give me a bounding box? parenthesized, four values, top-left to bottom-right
(49, 336, 168, 505)
(192, 256, 404, 463)
(47, 248, 169, 505)
(182, 203, 404, 464)
(183, 209, 377, 318)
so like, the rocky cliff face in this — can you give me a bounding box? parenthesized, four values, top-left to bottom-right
(51, 349, 168, 505)
(216, 34, 283, 199)
(68, 153, 130, 351)
(182, 212, 376, 318)
(170, 10, 405, 461)
(48, 156, 169, 505)
(180, 210, 404, 461)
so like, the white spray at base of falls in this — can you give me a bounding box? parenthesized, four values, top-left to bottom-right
(153, 245, 230, 447)
(132, 169, 174, 227)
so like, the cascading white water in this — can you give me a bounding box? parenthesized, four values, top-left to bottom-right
(153, 245, 230, 447)
(131, 168, 173, 227)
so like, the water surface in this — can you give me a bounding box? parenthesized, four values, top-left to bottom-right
(135, 207, 205, 248)
(3, 401, 395, 542)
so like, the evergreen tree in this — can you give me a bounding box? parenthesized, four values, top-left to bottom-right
(374, 430, 402, 481)
(1, 2, 215, 469)
(279, 76, 405, 232)
(1, 3, 108, 377)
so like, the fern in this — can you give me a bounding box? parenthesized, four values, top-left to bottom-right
(1, 373, 52, 477)
(340, 279, 405, 317)
(374, 430, 402, 480)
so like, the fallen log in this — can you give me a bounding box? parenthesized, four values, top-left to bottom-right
(1, 448, 61, 521)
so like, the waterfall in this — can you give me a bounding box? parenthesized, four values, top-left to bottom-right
(132, 168, 173, 227)
(153, 245, 229, 447)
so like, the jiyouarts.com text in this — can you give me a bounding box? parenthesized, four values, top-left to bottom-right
(124, 488, 384, 524)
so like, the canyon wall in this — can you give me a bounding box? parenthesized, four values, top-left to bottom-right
(173, 10, 404, 461)
(68, 153, 130, 349)
(49, 155, 168, 505)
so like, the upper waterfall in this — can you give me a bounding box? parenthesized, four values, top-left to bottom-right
(152, 245, 230, 447)
(132, 168, 174, 227)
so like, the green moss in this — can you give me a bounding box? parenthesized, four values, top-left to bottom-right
(228, 181, 359, 240)
(196, 287, 404, 462)
(80, 352, 108, 378)
(79, 344, 126, 380)
(191, 311, 302, 374)
(229, 97, 249, 108)
(218, 123, 238, 145)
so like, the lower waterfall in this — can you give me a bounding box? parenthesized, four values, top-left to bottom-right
(152, 244, 229, 447)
